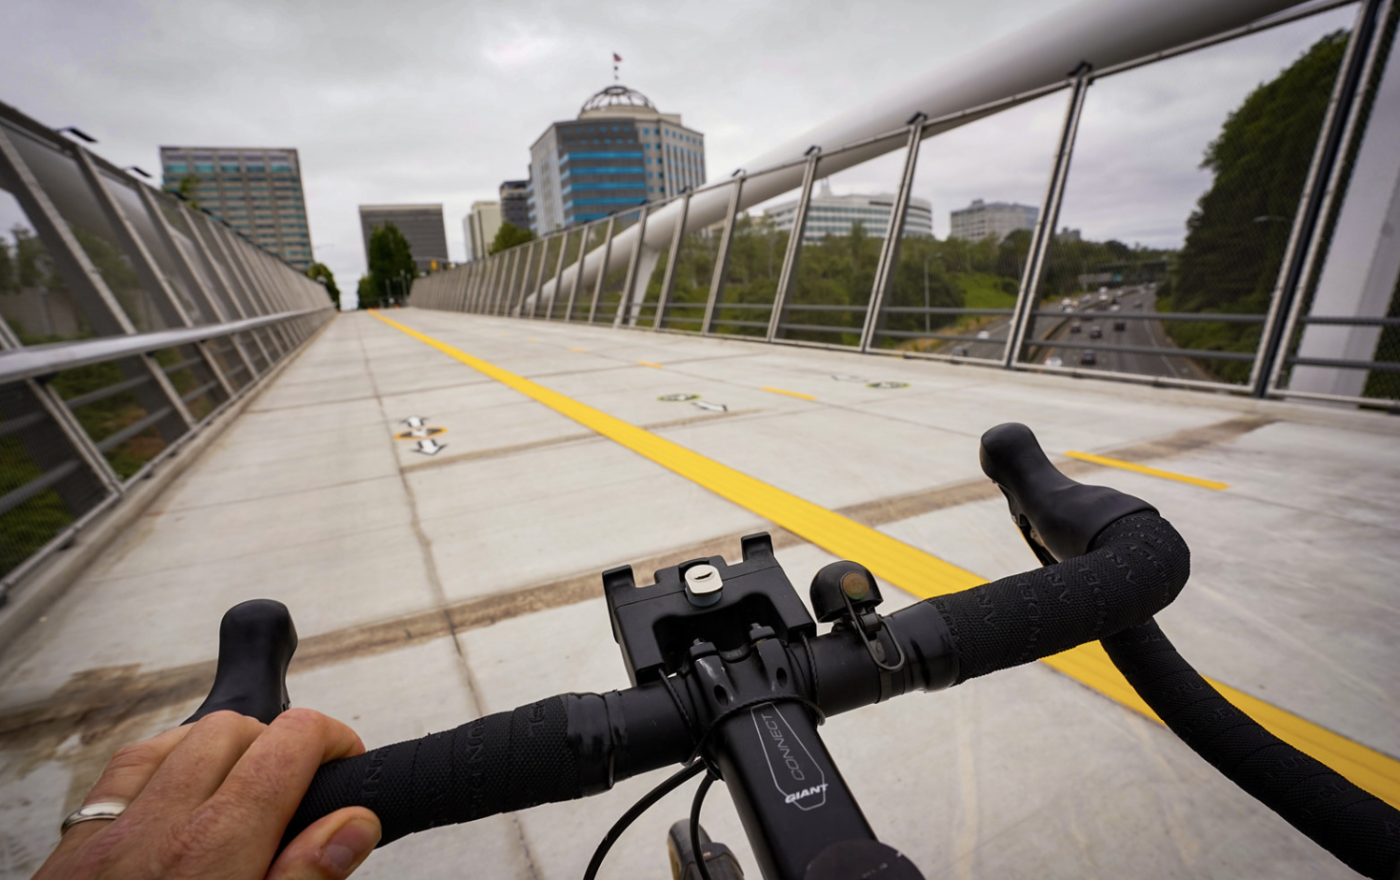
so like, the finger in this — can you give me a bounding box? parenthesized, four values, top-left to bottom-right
(51, 724, 195, 852)
(266, 807, 381, 880)
(130, 710, 266, 815)
(203, 709, 365, 853)
(84, 723, 192, 806)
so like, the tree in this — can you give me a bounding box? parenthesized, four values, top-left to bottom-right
(364, 223, 416, 307)
(171, 174, 201, 210)
(305, 262, 340, 308)
(489, 222, 536, 255)
(0, 234, 13, 295)
(1160, 30, 1348, 382)
(357, 275, 379, 309)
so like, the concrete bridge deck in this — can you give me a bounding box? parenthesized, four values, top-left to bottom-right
(2, 309, 1397, 879)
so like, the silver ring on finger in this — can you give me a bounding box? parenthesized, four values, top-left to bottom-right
(60, 801, 129, 835)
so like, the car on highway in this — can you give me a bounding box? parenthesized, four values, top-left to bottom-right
(953, 346, 970, 357)
(1089, 326, 1103, 339)
(1070, 320, 1082, 333)
(976, 330, 991, 340)
(1080, 350, 1098, 366)
(1114, 320, 1127, 331)
(1046, 356, 1063, 367)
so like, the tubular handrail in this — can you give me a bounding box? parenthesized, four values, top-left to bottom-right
(0, 309, 325, 385)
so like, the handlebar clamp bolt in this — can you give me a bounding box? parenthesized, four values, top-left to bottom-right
(684, 564, 723, 607)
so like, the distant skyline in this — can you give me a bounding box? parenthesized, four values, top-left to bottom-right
(0, 0, 1357, 306)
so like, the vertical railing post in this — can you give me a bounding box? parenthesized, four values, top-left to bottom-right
(587, 216, 617, 324)
(563, 226, 592, 322)
(136, 185, 257, 384)
(1005, 67, 1092, 368)
(465, 261, 483, 312)
(767, 151, 821, 341)
(181, 208, 273, 370)
(0, 316, 125, 495)
(613, 206, 651, 328)
(701, 179, 744, 335)
(546, 232, 570, 320)
(494, 247, 520, 316)
(527, 234, 554, 319)
(511, 241, 539, 317)
(0, 128, 196, 436)
(475, 256, 498, 313)
(215, 226, 293, 353)
(860, 120, 926, 352)
(653, 193, 692, 330)
(1258, 0, 1388, 397)
(74, 150, 236, 404)
(462, 262, 478, 313)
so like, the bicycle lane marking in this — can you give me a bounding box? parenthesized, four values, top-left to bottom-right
(370, 311, 1400, 809)
(1063, 450, 1229, 490)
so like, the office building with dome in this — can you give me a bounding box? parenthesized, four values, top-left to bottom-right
(528, 85, 706, 233)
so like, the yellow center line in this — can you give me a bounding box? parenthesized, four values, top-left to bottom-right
(1065, 450, 1229, 490)
(637, 360, 663, 368)
(370, 311, 1400, 809)
(569, 347, 588, 353)
(761, 386, 817, 401)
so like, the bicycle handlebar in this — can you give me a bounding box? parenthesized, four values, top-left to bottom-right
(186, 422, 1399, 878)
(277, 510, 1192, 847)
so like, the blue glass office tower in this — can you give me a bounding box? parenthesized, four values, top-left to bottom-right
(529, 86, 706, 234)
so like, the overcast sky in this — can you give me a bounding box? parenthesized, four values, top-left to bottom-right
(0, 0, 1355, 302)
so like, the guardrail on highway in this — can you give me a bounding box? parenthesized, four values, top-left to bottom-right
(413, 0, 1398, 413)
(0, 101, 336, 603)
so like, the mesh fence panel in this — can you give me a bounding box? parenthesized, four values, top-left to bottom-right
(0, 381, 110, 579)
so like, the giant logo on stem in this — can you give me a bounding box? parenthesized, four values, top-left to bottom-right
(751, 703, 827, 811)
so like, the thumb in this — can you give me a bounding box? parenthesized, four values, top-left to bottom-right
(267, 807, 381, 880)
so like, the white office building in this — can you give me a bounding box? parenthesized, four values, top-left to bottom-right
(949, 199, 1038, 242)
(465, 201, 502, 262)
(764, 182, 934, 244)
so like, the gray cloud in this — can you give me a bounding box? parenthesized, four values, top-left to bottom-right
(0, 0, 1356, 294)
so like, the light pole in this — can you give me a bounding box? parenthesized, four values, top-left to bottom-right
(922, 256, 930, 334)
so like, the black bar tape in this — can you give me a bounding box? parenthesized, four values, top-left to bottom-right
(282, 696, 583, 848)
(929, 513, 1189, 684)
(1102, 620, 1400, 880)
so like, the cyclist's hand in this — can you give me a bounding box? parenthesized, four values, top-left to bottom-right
(34, 708, 382, 880)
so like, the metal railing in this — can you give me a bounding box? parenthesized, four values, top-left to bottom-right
(413, 0, 1398, 412)
(0, 100, 336, 602)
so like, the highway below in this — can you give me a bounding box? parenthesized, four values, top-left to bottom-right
(908, 284, 1214, 382)
(1030, 284, 1213, 380)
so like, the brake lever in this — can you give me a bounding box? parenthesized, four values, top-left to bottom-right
(185, 599, 297, 725)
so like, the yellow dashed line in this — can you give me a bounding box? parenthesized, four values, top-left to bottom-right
(761, 386, 816, 401)
(569, 347, 588, 353)
(637, 360, 663, 368)
(1065, 451, 1229, 490)
(370, 311, 1400, 810)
